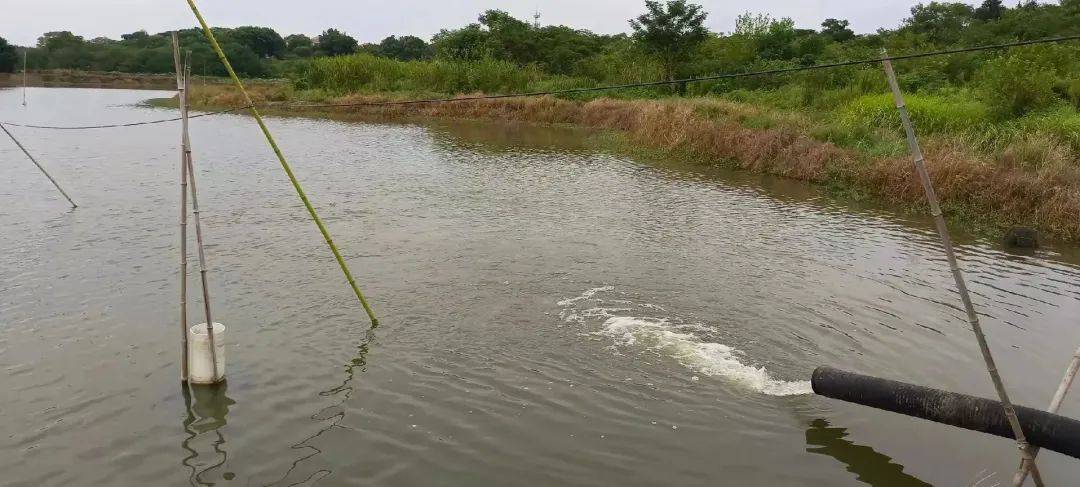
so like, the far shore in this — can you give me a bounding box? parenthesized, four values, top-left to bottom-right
(162, 82, 1080, 245)
(9, 71, 1074, 244)
(0, 70, 284, 90)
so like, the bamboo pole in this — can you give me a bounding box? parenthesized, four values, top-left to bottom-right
(172, 33, 190, 383)
(182, 53, 221, 383)
(881, 50, 1045, 486)
(183, 0, 379, 326)
(1013, 345, 1080, 485)
(22, 51, 28, 106)
(0, 122, 77, 208)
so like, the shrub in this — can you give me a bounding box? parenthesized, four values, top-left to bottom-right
(842, 93, 991, 134)
(305, 53, 548, 95)
(976, 46, 1077, 118)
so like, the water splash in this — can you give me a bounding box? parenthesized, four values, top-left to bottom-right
(598, 316, 811, 396)
(559, 287, 812, 396)
(556, 286, 614, 307)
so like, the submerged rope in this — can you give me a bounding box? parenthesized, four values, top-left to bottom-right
(4, 34, 1079, 130)
(185, 0, 379, 326)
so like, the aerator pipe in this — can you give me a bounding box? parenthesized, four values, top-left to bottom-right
(812, 366, 1080, 460)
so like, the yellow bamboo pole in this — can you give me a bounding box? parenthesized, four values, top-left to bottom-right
(183, 0, 378, 326)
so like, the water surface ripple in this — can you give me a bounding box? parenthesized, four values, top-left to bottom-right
(2, 88, 1080, 486)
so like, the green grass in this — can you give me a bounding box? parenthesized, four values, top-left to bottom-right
(273, 52, 1080, 174)
(1014, 105, 1080, 150)
(841, 93, 992, 135)
(301, 53, 605, 96)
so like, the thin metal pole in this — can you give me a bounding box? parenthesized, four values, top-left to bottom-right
(185, 0, 379, 327)
(172, 32, 190, 383)
(183, 56, 221, 383)
(0, 122, 77, 207)
(1013, 345, 1080, 485)
(22, 51, 28, 106)
(881, 50, 1045, 487)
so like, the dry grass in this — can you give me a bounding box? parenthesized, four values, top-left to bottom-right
(184, 84, 1080, 241)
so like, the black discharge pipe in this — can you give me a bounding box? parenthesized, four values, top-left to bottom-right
(811, 367, 1080, 460)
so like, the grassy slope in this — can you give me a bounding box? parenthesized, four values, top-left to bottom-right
(179, 83, 1080, 242)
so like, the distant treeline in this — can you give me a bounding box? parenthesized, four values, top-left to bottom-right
(1, 0, 1080, 118)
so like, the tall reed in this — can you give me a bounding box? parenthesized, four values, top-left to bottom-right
(304, 53, 578, 95)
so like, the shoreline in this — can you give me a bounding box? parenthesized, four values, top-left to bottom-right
(163, 84, 1080, 244)
(0, 70, 282, 90)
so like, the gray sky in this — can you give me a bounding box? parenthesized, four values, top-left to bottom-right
(6, 0, 987, 47)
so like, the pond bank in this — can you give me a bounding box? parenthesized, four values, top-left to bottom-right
(169, 84, 1080, 243)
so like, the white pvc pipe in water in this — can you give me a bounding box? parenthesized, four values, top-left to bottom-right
(187, 323, 225, 384)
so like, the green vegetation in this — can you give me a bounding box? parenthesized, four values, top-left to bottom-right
(9, 0, 1080, 237)
(9, 27, 362, 78)
(0, 37, 16, 73)
(630, 0, 709, 84)
(259, 0, 1080, 173)
(13, 2, 1080, 122)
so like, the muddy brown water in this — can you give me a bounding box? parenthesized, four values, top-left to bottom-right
(2, 88, 1080, 486)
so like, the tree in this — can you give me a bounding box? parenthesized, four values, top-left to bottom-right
(478, 9, 536, 63)
(120, 30, 151, 47)
(756, 17, 797, 60)
(821, 18, 855, 42)
(230, 26, 286, 59)
(734, 12, 772, 37)
(37, 31, 89, 69)
(38, 31, 84, 50)
(904, 2, 975, 44)
(534, 25, 610, 74)
(316, 28, 358, 57)
(285, 34, 314, 57)
(432, 24, 491, 59)
(0, 37, 16, 73)
(630, 0, 709, 83)
(974, 0, 1007, 20)
(377, 35, 431, 61)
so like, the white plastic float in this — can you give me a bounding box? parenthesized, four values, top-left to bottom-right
(187, 322, 225, 384)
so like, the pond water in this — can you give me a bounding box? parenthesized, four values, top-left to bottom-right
(2, 88, 1080, 486)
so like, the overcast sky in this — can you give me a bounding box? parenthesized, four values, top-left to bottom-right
(5, 0, 991, 47)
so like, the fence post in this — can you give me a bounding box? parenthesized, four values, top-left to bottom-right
(880, 49, 1045, 486)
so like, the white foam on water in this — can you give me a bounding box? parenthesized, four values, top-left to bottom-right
(556, 286, 614, 307)
(558, 286, 810, 396)
(596, 316, 812, 397)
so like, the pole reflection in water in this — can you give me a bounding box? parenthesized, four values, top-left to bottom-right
(805, 419, 931, 487)
(265, 328, 375, 486)
(181, 382, 236, 486)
